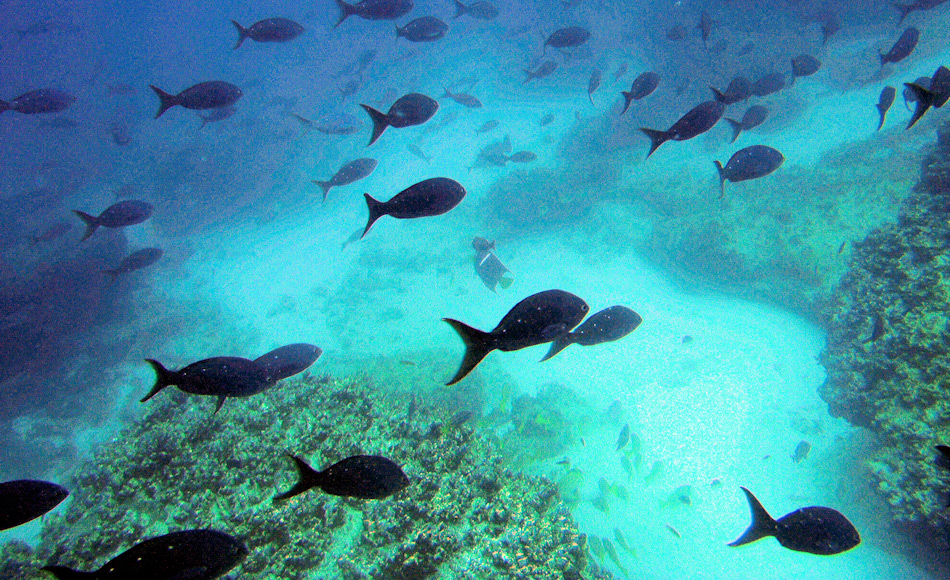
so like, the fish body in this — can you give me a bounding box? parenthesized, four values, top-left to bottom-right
(141, 356, 273, 412)
(714, 145, 784, 196)
(198, 105, 236, 128)
(0, 89, 74, 115)
(442, 87, 482, 108)
(453, 0, 499, 19)
(620, 72, 660, 114)
(725, 105, 767, 142)
(750, 73, 785, 97)
(613, 63, 628, 80)
(791, 55, 821, 84)
(275, 454, 409, 500)
(361, 93, 439, 145)
(312, 158, 378, 200)
(791, 440, 811, 463)
(542, 305, 642, 360)
(524, 60, 558, 83)
(362, 177, 465, 237)
(103, 248, 163, 280)
(150, 81, 242, 118)
(396, 16, 448, 42)
(729, 487, 860, 555)
(507, 151, 536, 163)
(880, 27, 919, 66)
(895, 0, 947, 24)
(820, 15, 842, 45)
(697, 11, 712, 47)
(544, 26, 591, 53)
(476, 120, 499, 134)
(0, 480, 68, 531)
(876, 86, 896, 130)
(641, 100, 725, 158)
(615, 423, 630, 451)
(588, 69, 602, 104)
(254, 343, 322, 382)
(73, 200, 154, 241)
(231, 18, 304, 48)
(407, 144, 431, 162)
(335, 0, 414, 27)
(905, 65, 950, 128)
(666, 24, 687, 41)
(443, 289, 589, 384)
(711, 76, 751, 105)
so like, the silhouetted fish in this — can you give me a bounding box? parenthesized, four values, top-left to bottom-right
(442, 87, 482, 108)
(542, 305, 642, 360)
(141, 356, 273, 413)
(791, 55, 821, 85)
(312, 158, 378, 201)
(361, 93, 439, 145)
(729, 487, 860, 555)
(524, 60, 558, 83)
(640, 100, 725, 158)
(791, 440, 811, 463)
(103, 248, 163, 280)
(750, 73, 785, 97)
(876, 86, 896, 130)
(697, 11, 712, 48)
(396, 16, 448, 42)
(894, 0, 947, 24)
(275, 454, 409, 500)
(0, 89, 75, 115)
(335, 0, 414, 27)
(110, 121, 132, 145)
(725, 105, 767, 143)
(453, 0, 498, 20)
(588, 69, 602, 104)
(231, 18, 304, 48)
(880, 27, 919, 67)
(43, 530, 247, 580)
(473, 237, 511, 291)
(614, 63, 628, 80)
(443, 289, 589, 385)
(0, 480, 68, 531)
(73, 200, 154, 241)
(476, 120, 499, 134)
(615, 423, 631, 451)
(407, 143, 431, 162)
(711, 76, 751, 105)
(714, 145, 784, 196)
(620, 72, 660, 115)
(254, 343, 322, 382)
(544, 26, 590, 54)
(666, 24, 687, 41)
(362, 177, 465, 238)
(507, 151, 536, 163)
(904, 66, 950, 128)
(904, 75, 930, 110)
(936, 445, 950, 507)
(150, 81, 242, 118)
(198, 106, 236, 128)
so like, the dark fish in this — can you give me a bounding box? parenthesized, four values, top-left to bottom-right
(30, 221, 72, 244)
(407, 143, 431, 162)
(335, 0, 414, 27)
(0, 89, 75, 115)
(936, 445, 950, 507)
(725, 105, 768, 143)
(697, 11, 712, 48)
(476, 120, 499, 134)
(876, 86, 896, 130)
(904, 66, 950, 128)
(361, 93, 439, 146)
(474, 239, 511, 291)
(231, 18, 305, 48)
(254, 343, 322, 382)
(588, 69, 602, 104)
(544, 26, 591, 53)
(867, 314, 886, 342)
(614, 63, 628, 81)
(103, 248, 163, 280)
(750, 73, 786, 97)
(640, 100, 725, 158)
(711, 76, 751, 105)
(443, 289, 589, 385)
(524, 60, 558, 83)
(904, 75, 931, 110)
(43, 530, 247, 580)
(714, 145, 785, 196)
(792, 440, 811, 463)
(362, 177, 466, 238)
(791, 55, 821, 84)
(110, 121, 131, 145)
(616, 423, 631, 451)
(150, 81, 242, 118)
(542, 305, 643, 360)
(396, 16, 448, 42)
(141, 356, 273, 413)
(540, 113, 555, 126)
(507, 151, 536, 163)
(729, 487, 860, 555)
(620, 72, 660, 114)
(0, 480, 68, 531)
(198, 106, 236, 128)
(666, 24, 687, 41)
(442, 87, 482, 108)
(472, 237, 495, 252)
(274, 454, 409, 500)
(312, 158, 378, 201)
(880, 27, 919, 67)
(73, 200, 154, 241)
(820, 15, 842, 45)
(453, 0, 499, 20)
(894, 0, 948, 24)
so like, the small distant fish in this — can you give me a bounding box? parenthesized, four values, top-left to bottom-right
(443, 289, 589, 385)
(231, 18, 305, 49)
(697, 11, 712, 48)
(791, 55, 821, 85)
(507, 151, 536, 163)
(729, 487, 860, 554)
(714, 145, 785, 197)
(470, 134, 512, 169)
(396, 16, 448, 42)
(682, 335, 693, 344)
(543, 26, 591, 54)
(641, 100, 725, 158)
(73, 200, 154, 241)
(150, 81, 242, 119)
(791, 440, 811, 463)
(407, 143, 431, 162)
(453, 0, 499, 20)
(866, 314, 886, 342)
(588, 69, 602, 104)
(334, 0, 414, 28)
(30, 221, 72, 244)
(476, 120, 499, 134)
(442, 87, 482, 108)
(312, 158, 378, 201)
(876, 86, 896, 130)
(524, 60, 558, 83)
(0, 480, 68, 531)
(602, 537, 628, 575)
(362, 177, 466, 238)
(750, 73, 785, 97)
(473, 237, 512, 291)
(556, 458, 571, 466)
(141, 356, 273, 413)
(895, 0, 948, 24)
(588, 535, 605, 559)
(540, 113, 555, 126)
(198, 106, 236, 129)
(613, 63, 628, 81)
(665, 524, 681, 538)
(360, 93, 439, 145)
(666, 24, 687, 41)
(110, 121, 132, 145)
(725, 105, 768, 143)
(254, 343, 322, 382)
(14, 20, 81, 39)
(613, 528, 637, 558)
(274, 454, 409, 500)
(0, 89, 75, 115)
(102, 248, 163, 281)
(820, 14, 842, 45)
(543, 305, 642, 360)
(880, 27, 919, 67)
(620, 72, 660, 114)
(340, 78, 362, 99)
(615, 423, 631, 451)
(711, 76, 751, 105)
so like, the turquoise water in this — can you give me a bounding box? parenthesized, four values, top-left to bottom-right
(2, 0, 950, 578)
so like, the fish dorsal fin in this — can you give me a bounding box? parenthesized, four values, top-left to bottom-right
(728, 487, 779, 547)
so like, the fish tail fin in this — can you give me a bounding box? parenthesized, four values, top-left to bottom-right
(40, 567, 95, 580)
(101, 269, 120, 284)
(453, 0, 466, 18)
(360, 103, 389, 146)
(141, 359, 176, 402)
(710, 86, 727, 103)
(725, 119, 742, 143)
(442, 86, 452, 98)
(905, 83, 934, 129)
(274, 454, 323, 501)
(312, 180, 333, 202)
(231, 20, 248, 49)
(149, 85, 177, 118)
(876, 105, 886, 131)
(72, 210, 98, 241)
(640, 128, 669, 158)
(541, 335, 573, 362)
(620, 92, 633, 115)
(714, 160, 727, 198)
(362, 193, 385, 238)
(214, 396, 227, 414)
(728, 487, 778, 547)
(589, 92, 594, 105)
(522, 70, 533, 84)
(443, 318, 495, 385)
(0, 100, 9, 114)
(334, 0, 355, 28)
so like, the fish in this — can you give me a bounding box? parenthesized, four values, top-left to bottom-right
(0, 89, 75, 115)
(443, 289, 589, 385)
(274, 454, 409, 500)
(644, 460, 664, 485)
(543, 26, 591, 54)
(312, 158, 378, 201)
(407, 144, 431, 162)
(471, 134, 512, 168)
(141, 356, 273, 413)
(360, 93, 439, 146)
(43, 530, 247, 580)
(30, 221, 72, 244)
(820, 15, 842, 45)
(666, 24, 687, 41)
(602, 538, 628, 574)
(711, 76, 751, 105)
(150, 81, 242, 119)
(729, 487, 860, 555)
(620, 454, 635, 480)
(362, 177, 466, 238)
(697, 11, 712, 48)
(507, 151, 536, 163)
(866, 314, 886, 342)
(231, 18, 305, 48)
(539, 113, 555, 126)
(340, 78, 362, 100)
(790, 55, 821, 85)
(473, 238, 512, 291)
(453, 0, 499, 20)
(613, 528, 637, 558)
(335, 0, 414, 27)
(254, 343, 322, 382)
(613, 63, 628, 81)
(894, 0, 948, 24)
(903, 76, 929, 110)
(792, 440, 811, 463)
(936, 445, 950, 507)
(109, 121, 132, 145)
(102, 248, 163, 280)
(880, 27, 919, 67)
(620, 72, 660, 115)
(15, 20, 81, 38)
(588, 69, 602, 104)
(724, 105, 768, 143)
(904, 66, 950, 128)
(666, 524, 681, 538)
(524, 60, 558, 83)
(73, 200, 154, 241)
(0, 480, 68, 531)
(396, 16, 448, 42)
(876, 86, 896, 130)
(542, 305, 643, 360)
(640, 100, 725, 158)
(198, 106, 236, 128)
(750, 73, 785, 97)
(476, 120, 499, 134)
(588, 535, 605, 559)
(714, 145, 785, 196)
(615, 423, 630, 451)
(442, 87, 482, 108)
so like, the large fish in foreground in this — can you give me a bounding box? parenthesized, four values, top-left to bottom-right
(360, 93, 438, 146)
(541, 305, 642, 361)
(640, 100, 725, 158)
(0, 480, 68, 531)
(254, 343, 322, 382)
(729, 487, 860, 555)
(275, 454, 409, 500)
(443, 289, 589, 384)
(362, 177, 465, 238)
(150, 81, 243, 118)
(141, 356, 273, 413)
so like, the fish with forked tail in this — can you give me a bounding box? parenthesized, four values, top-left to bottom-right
(141, 356, 273, 413)
(876, 86, 896, 130)
(362, 177, 466, 238)
(150, 81, 242, 119)
(542, 305, 642, 361)
(620, 72, 659, 114)
(335, 0, 413, 27)
(274, 454, 409, 500)
(312, 158, 378, 201)
(231, 18, 304, 49)
(640, 100, 724, 158)
(472, 236, 512, 291)
(714, 145, 785, 197)
(360, 93, 438, 146)
(102, 248, 163, 281)
(73, 200, 153, 241)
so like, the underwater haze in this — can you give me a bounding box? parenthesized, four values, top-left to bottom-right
(2, 0, 950, 578)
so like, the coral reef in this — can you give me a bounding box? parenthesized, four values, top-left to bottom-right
(0, 374, 595, 579)
(820, 120, 950, 548)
